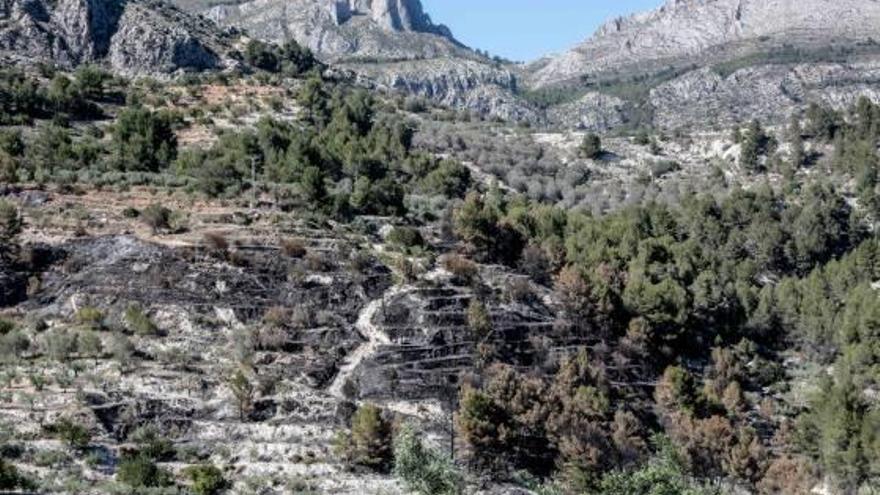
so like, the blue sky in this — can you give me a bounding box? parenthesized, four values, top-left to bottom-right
(422, 0, 663, 62)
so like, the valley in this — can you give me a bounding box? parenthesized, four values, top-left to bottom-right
(0, 0, 879, 494)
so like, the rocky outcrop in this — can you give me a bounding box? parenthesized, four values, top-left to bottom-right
(107, 1, 228, 75)
(546, 92, 628, 131)
(188, 0, 458, 61)
(0, 0, 239, 75)
(528, 0, 880, 88)
(648, 61, 880, 129)
(174, 0, 538, 121)
(347, 58, 539, 122)
(519, 0, 880, 129)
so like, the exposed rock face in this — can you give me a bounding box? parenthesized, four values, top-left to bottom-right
(174, 0, 536, 121)
(528, 0, 880, 88)
(191, 0, 456, 61)
(107, 1, 227, 75)
(347, 58, 540, 122)
(546, 92, 628, 131)
(0, 0, 238, 75)
(650, 62, 880, 129)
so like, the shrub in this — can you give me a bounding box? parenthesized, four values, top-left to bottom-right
(303, 251, 332, 272)
(112, 106, 177, 172)
(650, 160, 681, 179)
(203, 232, 229, 253)
(141, 204, 171, 234)
(393, 424, 464, 495)
(75, 306, 104, 329)
(281, 238, 307, 258)
(0, 200, 22, 243)
(467, 299, 493, 340)
(262, 306, 290, 329)
(0, 458, 31, 490)
(421, 159, 472, 198)
(579, 133, 603, 159)
(43, 328, 77, 362)
(597, 436, 720, 495)
(185, 464, 227, 495)
(46, 418, 91, 450)
(387, 226, 425, 250)
(110, 333, 135, 365)
(116, 453, 170, 488)
(440, 254, 478, 286)
(78, 330, 103, 360)
(228, 369, 254, 421)
(122, 206, 140, 218)
(0, 329, 28, 361)
(335, 404, 393, 472)
(504, 277, 533, 304)
(125, 305, 158, 336)
(0, 318, 14, 335)
(129, 426, 175, 462)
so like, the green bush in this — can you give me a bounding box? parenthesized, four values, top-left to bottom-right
(0, 458, 31, 490)
(129, 425, 175, 461)
(0, 318, 14, 335)
(0, 329, 30, 361)
(244, 39, 318, 76)
(0, 200, 22, 243)
(46, 418, 91, 450)
(335, 404, 393, 472)
(597, 436, 719, 495)
(75, 306, 104, 328)
(387, 226, 425, 250)
(393, 425, 463, 495)
(112, 106, 177, 172)
(116, 453, 171, 488)
(467, 299, 493, 340)
(125, 305, 158, 336)
(579, 133, 603, 159)
(184, 464, 227, 495)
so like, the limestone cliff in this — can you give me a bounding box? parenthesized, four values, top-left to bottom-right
(0, 0, 239, 75)
(528, 0, 880, 88)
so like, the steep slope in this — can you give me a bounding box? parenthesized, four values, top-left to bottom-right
(529, 0, 880, 88)
(524, 0, 880, 129)
(179, 0, 459, 61)
(174, 0, 536, 121)
(0, 0, 240, 75)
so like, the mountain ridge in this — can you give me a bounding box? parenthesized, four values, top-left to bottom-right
(528, 0, 880, 88)
(0, 0, 241, 75)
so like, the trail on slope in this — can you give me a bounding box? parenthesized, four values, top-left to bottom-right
(327, 285, 402, 399)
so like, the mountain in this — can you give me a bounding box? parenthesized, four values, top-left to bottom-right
(173, 0, 535, 121)
(0, 0, 240, 75)
(180, 0, 459, 61)
(529, 0, 880, 88)
(525, 0, 880, 129)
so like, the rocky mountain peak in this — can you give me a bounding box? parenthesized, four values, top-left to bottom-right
(195, 0, 455, 60)
(0, 0, 239, 74)
(530, 0, 880, 88)
(334, 0, 437, 33)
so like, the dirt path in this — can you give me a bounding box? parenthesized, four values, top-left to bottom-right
(327, 286, 402, 399)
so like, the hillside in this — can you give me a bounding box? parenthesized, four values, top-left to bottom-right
(178, 0, 461, 61)
(528, 0, 880, 87)
(524, 0, 880, 129)
(171, 0, 534, 121)
(0, 1, 879, 494)
(0, 0, 242, 75)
